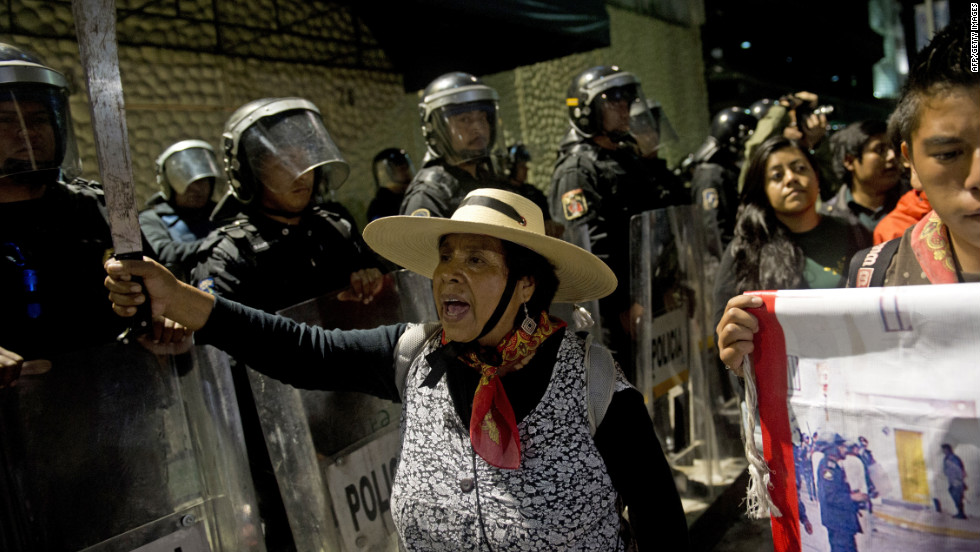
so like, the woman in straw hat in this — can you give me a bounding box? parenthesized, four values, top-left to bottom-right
(104, 188, 688, 551)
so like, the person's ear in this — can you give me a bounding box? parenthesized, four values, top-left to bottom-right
(901, 141, 923, 191)
(900, 141, 913, 164)
(520, 276, 536, 303)
(843, 154, 858, 172)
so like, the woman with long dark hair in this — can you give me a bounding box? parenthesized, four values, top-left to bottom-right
(715, 135, 869, 375)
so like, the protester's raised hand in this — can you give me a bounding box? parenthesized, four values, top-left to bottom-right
(105, 257, 215, 331)
(105, 257, 180, 318)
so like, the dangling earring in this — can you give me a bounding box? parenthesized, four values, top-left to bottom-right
(521, 302, 537, 334)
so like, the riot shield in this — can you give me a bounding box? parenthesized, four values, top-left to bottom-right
(240, 269, 437, 552)
(0, 341, 264, 552)
(550, 223, 604, 339)
(629, 205, 742, 502)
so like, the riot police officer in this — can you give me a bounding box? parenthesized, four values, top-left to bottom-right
(817, 434, 867, 552)
(191, 97, 383, 314)
(548, 65, 685, 378)
(503, 143, 564, 237)
(367, 147, 415, 221)
(139, 139, 220, 281)
(687, 106, 757, 256)
(190, 96, 384, 550)
(0, 43, 131, 382)
(399, 72, 507, 218)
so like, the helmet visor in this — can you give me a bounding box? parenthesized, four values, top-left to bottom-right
(163, 147, 220, 195)
(431, 101, 497, 166)
(241, 109, 349, 194)
(629, 101, 679, 157)
(594, 84, 643, 142)
(375, 153, 415, 189)
(0, 86, 79, 179)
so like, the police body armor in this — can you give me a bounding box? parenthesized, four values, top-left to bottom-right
(400, 160, 505, 218)
(687, 138, 741, 257)
(194, 207, 370, 314)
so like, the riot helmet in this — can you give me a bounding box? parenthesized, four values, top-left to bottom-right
(749, 98, 775, 120)
(709, 106, 756, 150)
(372, 147, 415, 191)
(419, 72, 499, 166)
(0, 43, 81, 181)
(155, 139, 220, 202)
(566, 65, 651, 142)
(221, 97, 349, 206)
(629, 98, 679, 157)
(505, 143, 531, 182)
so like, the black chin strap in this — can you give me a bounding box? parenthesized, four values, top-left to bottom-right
(476, 270, 519, 342)
(421, 271, 520, 388)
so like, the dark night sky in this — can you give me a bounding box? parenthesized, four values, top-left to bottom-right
(701, 0, 892, 120)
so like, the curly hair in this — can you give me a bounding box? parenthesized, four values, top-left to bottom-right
(730, 135, 818, 293)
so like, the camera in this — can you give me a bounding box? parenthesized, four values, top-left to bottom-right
(792, 103, 834, 131)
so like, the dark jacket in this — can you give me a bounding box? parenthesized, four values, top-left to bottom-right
(191, 205, 380, 313)
(1, 177, 132, 359)
(138, 191, 216, 281)
(400, 159, 507, 218)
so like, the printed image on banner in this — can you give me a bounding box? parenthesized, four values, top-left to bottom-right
(753, 284, 980, 552)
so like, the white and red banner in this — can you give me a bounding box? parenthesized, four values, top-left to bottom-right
(749, 283, 980, 552)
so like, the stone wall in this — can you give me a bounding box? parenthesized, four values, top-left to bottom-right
(3, 5, 708, 229)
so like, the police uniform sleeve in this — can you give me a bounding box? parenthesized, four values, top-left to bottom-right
(594, 387, 691, 551)
(138, 208, 207, 277)
(197, 295, 408, 400)
(190, 232, 250, 306)
(399, 169, 454, 218)
(549, 153, 601, 227)
(138, 208, 172, 256)
(690, 163, 730, 257)
(324, 212, 385, 272)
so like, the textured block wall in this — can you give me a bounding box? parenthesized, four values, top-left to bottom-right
(3, 5, 707, 229)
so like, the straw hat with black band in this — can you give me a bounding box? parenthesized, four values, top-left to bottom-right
(366, 188, 619, 473)
(362, 187, 617, 309)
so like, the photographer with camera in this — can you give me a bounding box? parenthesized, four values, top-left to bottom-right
(738, 91, 837, 200)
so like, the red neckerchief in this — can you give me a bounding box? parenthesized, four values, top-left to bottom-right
(450, 312, 566, 469)
(910, 210, 961, 284)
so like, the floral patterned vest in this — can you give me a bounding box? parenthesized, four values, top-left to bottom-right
(390, 331, 628, 551)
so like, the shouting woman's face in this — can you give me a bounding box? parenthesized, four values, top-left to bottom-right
(432, 234, 532, 346)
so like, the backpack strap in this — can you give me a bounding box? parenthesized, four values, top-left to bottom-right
(847, 238, 901, 287)
(584, 333, 618, 436)
(394, 322, 441, 400)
